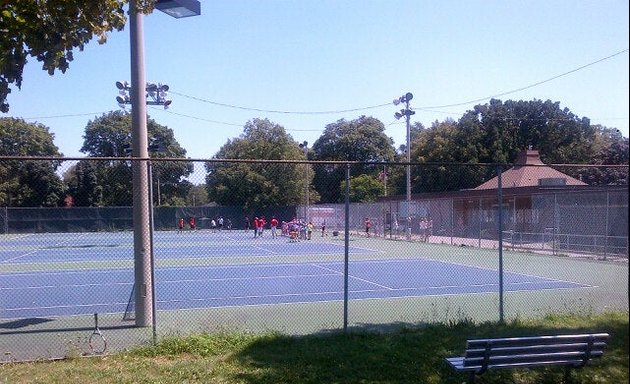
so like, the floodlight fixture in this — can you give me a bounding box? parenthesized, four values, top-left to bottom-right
(116, 80, 130, 90)
(394, 111, 403, 120)
(116, 81, 170, 109)
(299, 141, 308, 149)
(393, 92, 414, 106)
(155, 0, 201, 18)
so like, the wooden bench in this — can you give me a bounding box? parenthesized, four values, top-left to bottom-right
(445, 333, 609, 383)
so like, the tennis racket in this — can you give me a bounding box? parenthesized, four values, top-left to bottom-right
(88, 313, 107, 354)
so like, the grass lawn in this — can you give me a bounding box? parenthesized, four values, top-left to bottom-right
(1, 311, 627, 384)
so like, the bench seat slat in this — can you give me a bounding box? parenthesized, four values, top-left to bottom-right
(451, 358, 601, 372)
(463, 351, 605, 367)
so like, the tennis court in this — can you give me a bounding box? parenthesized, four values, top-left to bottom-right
(1, 231, 592, 320)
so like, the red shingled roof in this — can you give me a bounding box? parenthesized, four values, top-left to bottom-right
(474, 149, 587, 190)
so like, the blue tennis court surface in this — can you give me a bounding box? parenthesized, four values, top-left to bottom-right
(0, 258, 591, 319)
(0, 232, 376, 263)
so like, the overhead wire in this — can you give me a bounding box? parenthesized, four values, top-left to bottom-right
(418, 48, 629, 110)
(15, 48, 628, 125)
(169, 91, 391, 115)
(169, 48, 628, 115)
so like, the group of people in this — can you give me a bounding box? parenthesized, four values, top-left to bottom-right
(209, 216, 231, 231)
(177, 217, 196, 232)
(176, 214, 331, 242)
(284, 219, 316, 241)
(244, 216, 323, 241)
(249, 216, 280, 238)
(178, 216, 236, 232)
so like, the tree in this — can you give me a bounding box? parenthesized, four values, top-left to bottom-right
(397, 121, 425, 155)
(462, 99, 596, 165)
(0, 117, 65, 206)
(410, 99, 610, 192)
(571, 126, 629, 185)
(406, 118, 485, 193)
(311, 116, 395, 202)
(63, 160, 103, 206)
(72, 110, 194, 206)
(204, 118, 314, 211)
(186, 184, 208, 206)
(341, 174, 385, 203)
(0, 1, 142, 112)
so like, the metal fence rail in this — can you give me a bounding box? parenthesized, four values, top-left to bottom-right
(0, 157, 627, 362)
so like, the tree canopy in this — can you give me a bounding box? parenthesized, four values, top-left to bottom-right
(204, 118, 315, 211)
(311, 116, 395, 202)
(341, 174, 385, 203)
(1, 98, 627, 208)
(409, 99, 617, 192)
(0, 1, 133, 112)
(0, 117, 64, 206)
(66, 110, 194, 206)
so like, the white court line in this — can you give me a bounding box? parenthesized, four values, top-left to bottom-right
(2, 232, 90, 263)
(1, 233, 33, 241)
(3, 249, 41, 263)
(310, 263, 395, 290)
(4, 301, 130, 313)
(154, 273, 339, 284)
(0, 281, 132, 291)
(249, 244, 278, 254)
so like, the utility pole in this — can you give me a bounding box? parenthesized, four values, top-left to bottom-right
(121, 0, 201, 328)
(394, 92, 415, 239)
(299, 141, 309, 221)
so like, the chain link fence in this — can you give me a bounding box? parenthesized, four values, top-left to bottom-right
(0, 157, 627, 362)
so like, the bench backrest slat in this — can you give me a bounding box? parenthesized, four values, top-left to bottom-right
(466, 333, 609, 349)
(461, 333, 608, 370)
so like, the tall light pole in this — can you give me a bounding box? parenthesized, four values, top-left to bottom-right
(393, 92, 415, 239)
(299, 141, 309, 221)
(127, 0, 200, 327)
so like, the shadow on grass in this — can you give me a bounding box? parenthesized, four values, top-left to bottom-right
(229, 314, 629, 384)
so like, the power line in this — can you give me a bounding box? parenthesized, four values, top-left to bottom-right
(419, 48, 629, 109)
(171, 48, 627, 115)
(155, 108, 241, 126)
(20, 111, 116, 120)
(152, 107, 326, 131)
(15, 48, 628, 122)
(169, 91, 391, 115)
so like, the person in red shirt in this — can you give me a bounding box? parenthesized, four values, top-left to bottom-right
(188, 217, 196, 230)
(253, 217, 259, 238)
(257, 216, 265, 237)
(178, 218, 185, 233)
(270, 217, 279, 238)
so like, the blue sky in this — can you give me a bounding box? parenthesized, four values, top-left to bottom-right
(4, 0, 629, 175)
